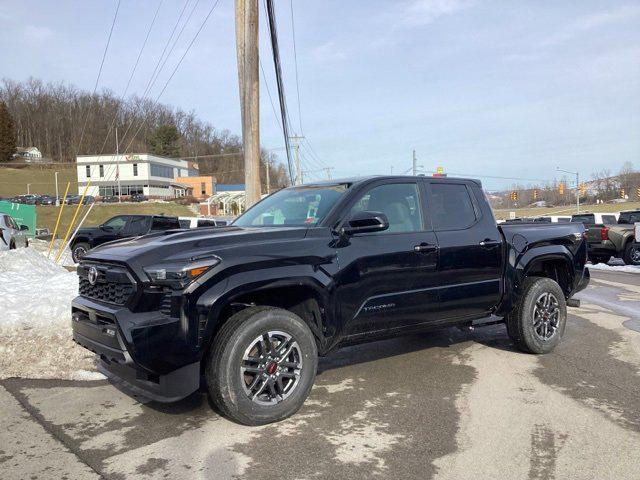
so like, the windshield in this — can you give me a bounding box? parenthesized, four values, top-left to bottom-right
(233, 184, 349, 227)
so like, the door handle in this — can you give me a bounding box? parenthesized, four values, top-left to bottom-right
(479, 239, 501, 247)
(414, 243, 438, 253)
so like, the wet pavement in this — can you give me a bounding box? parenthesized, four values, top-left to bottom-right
(1, 269, 639, 480)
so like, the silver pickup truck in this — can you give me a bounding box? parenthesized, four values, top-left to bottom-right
(574, 210, 639, 265)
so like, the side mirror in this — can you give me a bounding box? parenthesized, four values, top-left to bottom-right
(19, 225, 29, 231)
(342, 211, 389, 235)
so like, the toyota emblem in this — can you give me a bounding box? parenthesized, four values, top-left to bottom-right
(88, 266, 98, 286)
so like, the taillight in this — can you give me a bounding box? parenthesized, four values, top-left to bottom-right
(600, 226, 609, 241)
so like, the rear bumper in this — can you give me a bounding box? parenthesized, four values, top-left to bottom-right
(587, 240, 617, 257)
(71, 295, 200, 402)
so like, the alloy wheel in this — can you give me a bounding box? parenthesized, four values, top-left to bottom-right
(532, 292, 560, 341)
(240, 330, 302, 405)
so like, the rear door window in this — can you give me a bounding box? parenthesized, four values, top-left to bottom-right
(123, 216, 151, 236)
(601, 215, 617, 224)
(429, 183, 477, 230)
(151, 217, 180, 231)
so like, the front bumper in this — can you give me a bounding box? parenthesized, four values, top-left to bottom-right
(71, 295, 200, 402)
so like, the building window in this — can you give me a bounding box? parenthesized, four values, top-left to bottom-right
(133, 163, 138, 176)
(86, 165, 91, 178)
(99, 165, 104, 177)
(150, 163, 175, 179)
(201, 182, 206, 195)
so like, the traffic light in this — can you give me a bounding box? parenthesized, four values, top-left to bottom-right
(620, 188, 625, 199)
(559, 183, 565, 195)
(510, 191, 518, 201)
(533, 189, 538, 200)
(579, 183, 586, 195)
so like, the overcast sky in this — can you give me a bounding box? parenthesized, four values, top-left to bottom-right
(1, 0, 639, 189)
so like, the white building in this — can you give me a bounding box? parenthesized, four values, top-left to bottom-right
(76, 153, 198, 198)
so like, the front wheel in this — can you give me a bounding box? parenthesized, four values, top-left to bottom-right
(71, 242, 90, 263)
(206, 306, 318, 425)
(506, 277, 567, 354)
(622, 242, 640, 266)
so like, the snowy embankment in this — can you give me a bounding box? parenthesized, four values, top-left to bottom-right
(0, 247, 103, 380)
(588, 257, 640, 274)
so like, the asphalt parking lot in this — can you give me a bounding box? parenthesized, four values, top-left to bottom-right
(2, 269, 639, 480)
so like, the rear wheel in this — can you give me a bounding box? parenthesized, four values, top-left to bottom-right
(206, 306, 318, 425)
(622, 242, 640, 266)
(71, 242, 90, 263)
(506, 277, 567, 354)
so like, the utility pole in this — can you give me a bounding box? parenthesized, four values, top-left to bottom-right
(290, 134, 304, 185)
(323, 167, 333, 180)
(412, 150, 417, 176)
(27, 183, 31, 195)
(116, 126, 121, 203)
(235, 0, 261, 207)
(557, 167, 579, 214)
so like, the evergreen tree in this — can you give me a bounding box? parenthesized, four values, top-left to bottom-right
(148, 124, 181, 158)
(0, 101, 17, 162)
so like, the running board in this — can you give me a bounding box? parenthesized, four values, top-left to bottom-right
(567, 298, 580, 308)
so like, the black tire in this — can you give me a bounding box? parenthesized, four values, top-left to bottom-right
(205, 306, 318, 425)
(71, 242, 90, 263)
(506, 277, 567, 354)
(622, 242, 640, 266)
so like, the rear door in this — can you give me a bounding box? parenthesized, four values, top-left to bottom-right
(426, 180, 503, 320)
(334, 179, 440, 336)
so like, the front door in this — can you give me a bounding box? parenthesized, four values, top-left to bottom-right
(334, 180, 440, 337)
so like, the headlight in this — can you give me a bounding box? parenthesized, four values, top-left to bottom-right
(144, 256, 220, 288)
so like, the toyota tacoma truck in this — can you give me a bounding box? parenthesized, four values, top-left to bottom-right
(72, 176, 589, 425)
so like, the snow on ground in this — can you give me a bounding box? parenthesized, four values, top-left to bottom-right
(0, 246, 102, 380)
(588, 263, 640, 274)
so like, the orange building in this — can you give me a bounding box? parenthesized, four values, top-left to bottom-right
(176, 176, 216, 199)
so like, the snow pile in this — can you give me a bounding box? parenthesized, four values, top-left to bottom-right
(588, 263, 640, 274)
(28, 238, 76, 266)
(0, 247, 103, 380)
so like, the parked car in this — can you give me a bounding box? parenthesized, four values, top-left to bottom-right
(100, 196, 120, 203)
(573, 210, 639, 265)
(69, 214, 181, 262)
(72, 176, 590, 425)
(10, 194, 39, 205)
(178, 217, 224, 228)
(0, 214, 29, 251)
(37, 195, 56, 205)
(131, 194, 148, 202)
(66, 195, 95, 205)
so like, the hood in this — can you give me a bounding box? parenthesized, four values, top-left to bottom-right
(83, 225, 309, 265)
(77, 226, 103, 236)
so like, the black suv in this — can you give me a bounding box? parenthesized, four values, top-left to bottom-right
(72, 176, 589, 425)
(70, 215, 181, 262)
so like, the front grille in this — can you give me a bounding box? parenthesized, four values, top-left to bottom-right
(78, 263, 136, 306)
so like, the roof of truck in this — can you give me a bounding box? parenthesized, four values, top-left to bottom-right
(304, 175, 481, 187)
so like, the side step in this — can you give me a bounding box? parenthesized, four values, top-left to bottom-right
(567, 298, 580, 308)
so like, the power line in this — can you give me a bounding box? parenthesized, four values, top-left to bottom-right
(121, 0, 222, 156)
(265, 0, 295, 184)
(76, 0, 121, 153)
(289, 0, 303, 135)
(96, 0, 165, 157)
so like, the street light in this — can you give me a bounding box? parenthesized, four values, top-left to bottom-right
(557, 167, 579, 213)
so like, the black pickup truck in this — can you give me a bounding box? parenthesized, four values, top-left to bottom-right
(71, 176, 589, 425)
(70, 215, 181, 263)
